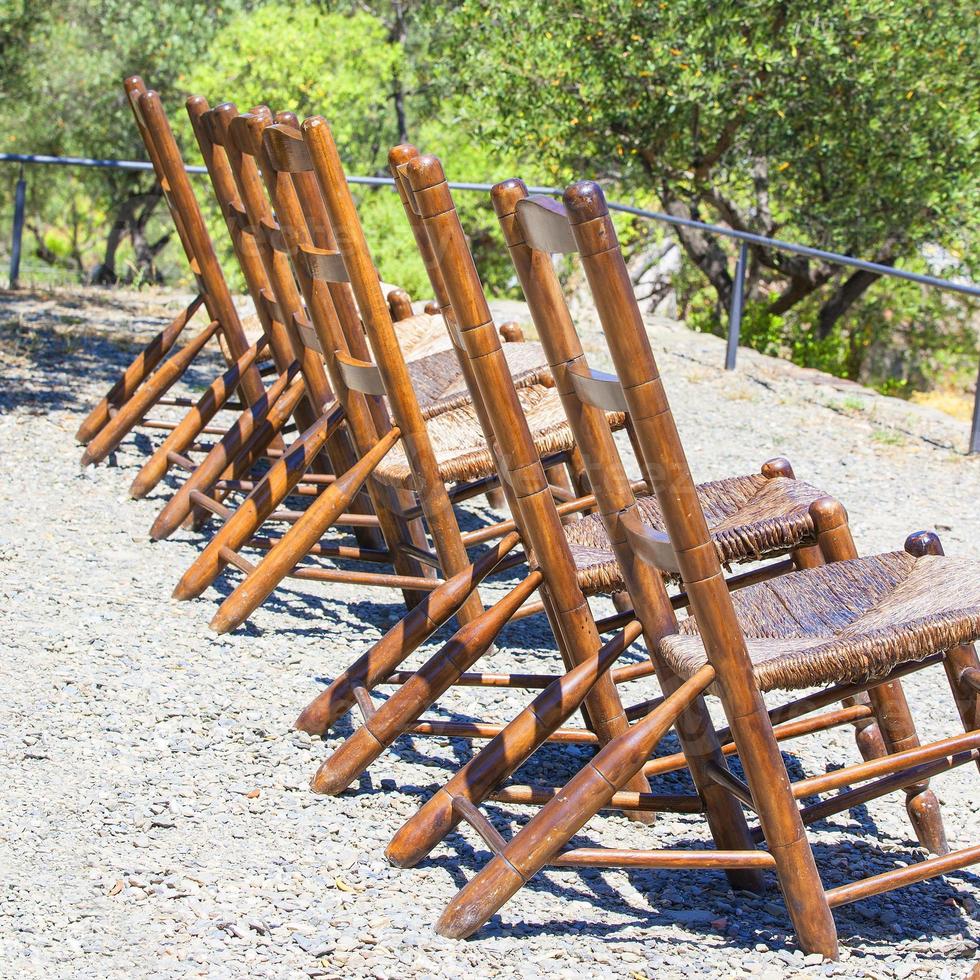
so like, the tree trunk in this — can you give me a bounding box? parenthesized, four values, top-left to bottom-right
(816, 265, 890, 339)
(390, 0, 409, 143)
(90, 187, 164, 286)
(659, 181, 733, 315)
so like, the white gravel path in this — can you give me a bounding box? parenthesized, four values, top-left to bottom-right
(1, 287, 978, 979)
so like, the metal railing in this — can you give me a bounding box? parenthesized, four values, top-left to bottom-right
(3, 151, 979, 453)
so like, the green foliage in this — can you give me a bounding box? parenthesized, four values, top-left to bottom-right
(181, 4, 402, 171)
(0, 0, 245, 281)
(423, 0, 977, 254)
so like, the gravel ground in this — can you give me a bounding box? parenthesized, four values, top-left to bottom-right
(1, 286, 978, 980)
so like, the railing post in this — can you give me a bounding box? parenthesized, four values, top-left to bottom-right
(725, 241, 748, 371)
(969, 358, 980, 455)
(9, 165, 26, 289)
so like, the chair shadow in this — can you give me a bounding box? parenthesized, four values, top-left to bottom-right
(0, 298, 226, 415)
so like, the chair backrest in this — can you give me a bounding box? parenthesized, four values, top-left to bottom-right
(259, 118, 481, 598)
(127, 81, 263, 403)
(491, 179, 680, 646)
(217, 107, 336, 416)
(397, 152, 644, 751)
(185, 95, 296, 376)
(557, 181, 763, 716)
(123, 76, 194, 265)
(246, 116, 394, 456)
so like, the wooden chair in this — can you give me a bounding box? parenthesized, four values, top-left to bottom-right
(293, 152, 858, 800)
(77, 78, 268, 464)
(192, 115, 589, 634)
(425, 179, 980, 958)
(140, 98, 355, 545)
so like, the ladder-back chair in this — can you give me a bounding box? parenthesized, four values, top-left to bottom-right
(431, 179, 980, 958)
(382, 176, 944, 872)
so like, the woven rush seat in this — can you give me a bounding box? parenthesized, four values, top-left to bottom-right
(375, 383, 622, 487)
(392, 312, 456, 360)
(408, 341, 552, 419)
(661, 552, 980, 692)
(564, 474, 827, 596)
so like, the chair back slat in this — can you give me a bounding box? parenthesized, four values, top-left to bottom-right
(259, 288, 285, 327)
(260, 216, 288, 253)
(516, 196, 579, 254)
(566, 364, 628, 413)
(619, 509, 679, 574)
(292, 312, 323, 354)
(335, 352, 388, 396)
(300, 243, 350, 283)
(264, 124, 314, 173)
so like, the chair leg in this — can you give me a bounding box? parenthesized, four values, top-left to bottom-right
(80, 319, 221, 466)
(173, 409, 343, 601)
(906, 531, 980, 773)
(152, 367, 303, 541)
(311, 572, 541, 795)
(810, 500, 947, 853)
(812, 501, 950, 851)
(433, 667, 726, 941)
(76, 295, 204, 444)
(295, 532, 521, 736)
(209, 426, 402, 634)
(386, 621, 644, 868)
(130, 337, 268, 498)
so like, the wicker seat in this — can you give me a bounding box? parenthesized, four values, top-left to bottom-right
(565, 473, 827, 595)
(375, 382, 617, 487)
(392, 312, 454, 360)
(407, 340, 552, 419)
(662, 552, 980, 692)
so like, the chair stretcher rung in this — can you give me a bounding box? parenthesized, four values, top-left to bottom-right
(825, 843, 980, 908)
(551, 847, 776, 870)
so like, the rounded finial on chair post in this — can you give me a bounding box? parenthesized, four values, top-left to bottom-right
(387, 288, 413, 321)
(904, 530, 945, 557)
(490, 178, 529, 218)
(562, 180, 608, 224)
(761, 457, 796, 480)
(185, 94, 209, 118)
(387, 143, 420, 174)
(405, 153, 446, 192)
(499, 321, 525, 343)
(808, 496, 849, 534)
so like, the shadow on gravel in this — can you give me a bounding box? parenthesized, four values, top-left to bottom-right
(419, 828, 978, 961)
(0, 306, 225, 415)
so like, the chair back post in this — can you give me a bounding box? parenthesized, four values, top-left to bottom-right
(123, 76, 194, 263)
(259, 122, 388, 433)
(402, 153, 651, 772)
(564, 180, 838, 957)
(298, 120, 485, 619)
(135, 91, 258, 389)
(389, 147, 531, 505)
(187, 97, 296, 375)
(270, 114, 372, 366)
